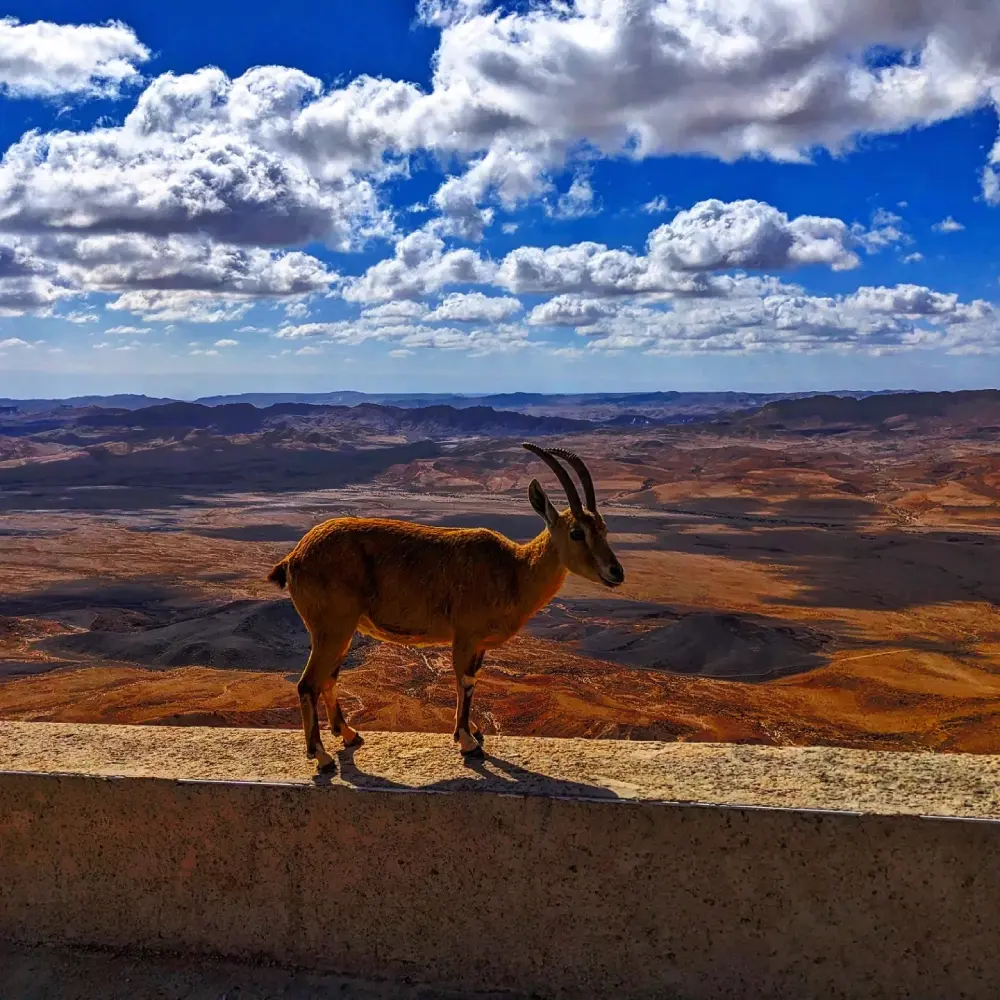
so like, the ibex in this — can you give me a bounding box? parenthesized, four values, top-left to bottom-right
(268, 443, 625, 771)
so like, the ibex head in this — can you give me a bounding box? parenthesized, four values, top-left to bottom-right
(523, 442, 625, 589)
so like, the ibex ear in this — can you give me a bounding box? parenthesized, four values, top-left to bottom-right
(528, 478, 559, 528)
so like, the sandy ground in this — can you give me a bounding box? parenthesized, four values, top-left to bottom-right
(3, 429, 1000, 752)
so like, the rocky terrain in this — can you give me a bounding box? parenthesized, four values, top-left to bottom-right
(2, 388, 1000, 752)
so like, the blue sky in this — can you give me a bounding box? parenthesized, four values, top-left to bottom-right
(2, 0, 1000, 398)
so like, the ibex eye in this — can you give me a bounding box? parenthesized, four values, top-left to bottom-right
(569, 527, 585, 542)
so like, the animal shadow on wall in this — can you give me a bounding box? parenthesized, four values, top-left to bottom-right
(315, 737, 622, 802)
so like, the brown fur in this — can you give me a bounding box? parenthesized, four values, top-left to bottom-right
(269, 444, 624, 770)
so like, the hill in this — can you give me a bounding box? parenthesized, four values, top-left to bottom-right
(0, 394, 176, 415)
(5, 399, 593, 438)
(748, 390, 1000, 433)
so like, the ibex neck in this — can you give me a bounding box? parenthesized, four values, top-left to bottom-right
(518, 529, 567, 617)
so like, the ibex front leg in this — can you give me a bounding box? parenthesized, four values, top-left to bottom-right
(453, 638, 485, 758)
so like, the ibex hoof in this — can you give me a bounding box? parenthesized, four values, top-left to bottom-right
(315, 749, 336, 773)
(461, 743, 485, 760)
(342, 729, 364, 749)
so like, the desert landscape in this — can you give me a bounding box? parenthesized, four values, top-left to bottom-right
(2, 388, 1000, 753)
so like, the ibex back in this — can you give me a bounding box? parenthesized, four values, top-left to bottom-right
(268, 443, 625, 771)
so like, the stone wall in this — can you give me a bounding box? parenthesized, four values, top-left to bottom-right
(2, 722, 999, 998)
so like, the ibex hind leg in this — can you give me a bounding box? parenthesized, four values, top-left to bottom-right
(297, 672, 331, 772)
(297, 623, 358, 773)
(322, 670, 363, 749)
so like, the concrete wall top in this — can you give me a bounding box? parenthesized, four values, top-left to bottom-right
(2, 721, 999, 819)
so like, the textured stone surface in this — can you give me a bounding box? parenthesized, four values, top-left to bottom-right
(2, 721, 1000, 817)
(2, 723, 1000, 998)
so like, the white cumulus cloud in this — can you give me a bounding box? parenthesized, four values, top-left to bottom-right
(0, 67, 393, 250)
(344, 229, 496, 302)
(426, 291, 522, 323)
(0, 17, 149, 100)
(415, 0, 1000, 227)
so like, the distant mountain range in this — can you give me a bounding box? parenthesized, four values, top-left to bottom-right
(191, 389, 914, 410)
(0, 388, 914, 418)
(1, 400, 593, 437)
(0, 399, 598, 497)
(0, 393, 183, 414)
(3, 389, 993, 445)
(1, 388, 996, 502)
